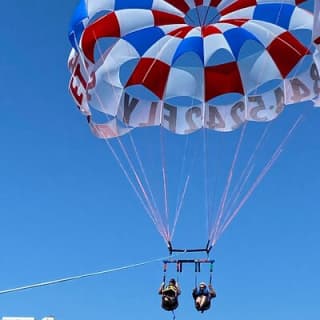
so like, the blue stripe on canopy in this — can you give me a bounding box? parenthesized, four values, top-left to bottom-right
(223, 28, 261, 59)
(69, 0, 87, 34)
(123, 27, 165, 56)
(173, 37, 204, 64)
(69, 0, 87, 49)
(115, 0, 154, 10)
(253, 4, 295, 30)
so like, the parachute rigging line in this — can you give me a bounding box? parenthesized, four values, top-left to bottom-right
(95, 30, 189, 244)
(115, 137, 159, 221)
(171, 174, 191, 239)
(171, 133, 198, 239)
(213, 114, 304, 243)
(208, 0, 314, 246)
(0, 254, 181, 296)
(71, 32, 168, 238)
(209, 112, 304, 246)
(224, 124, 271, 216)
(128, 132, 161, 221)
(69, 31, 171, 242)
(99, 89, 169, 239)
(72, 33, 168, 240)
(104, 137, 168, 241)
(202, 128, 211, 240)
(160, 126, 170, 236)
(210, 123, 248, 242)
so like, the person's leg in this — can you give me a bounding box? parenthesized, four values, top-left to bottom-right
(195, 297, 201, 310)
(199, 296, 208, 309)
(162, 296, 177, 311)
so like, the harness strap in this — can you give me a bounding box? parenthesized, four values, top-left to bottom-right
(209, 262, 213, 285)
(163, 262, 167, 283)
(194, 262, 198, 287)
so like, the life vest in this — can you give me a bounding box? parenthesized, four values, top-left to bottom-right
(195, 287, 209, 296)
(163, 285, 178, 297)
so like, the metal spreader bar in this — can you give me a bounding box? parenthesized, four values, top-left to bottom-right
(167, 241, 212, 255)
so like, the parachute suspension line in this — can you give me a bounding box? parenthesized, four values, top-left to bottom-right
(202, 129, 211, 240)
(223, 124, 271, 221)
(98, 32, 180, 231)
(128, 133, 161, 221)
(135, 29, 187, 241)
(209, 0, 311, 246)
(210, 123, 248, 244)
(90, 39, 170, 240)
(0, 254, 175, 296)
(116, 137, 170, 240)
(103, 139, 168, 240)
(160, 126, 170, 239)
(216, 115, 304, 239)
(172, 175, 191, 239)
(171, 135, 193, 239)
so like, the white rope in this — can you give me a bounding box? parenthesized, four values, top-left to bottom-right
(0, 254, 176, 295)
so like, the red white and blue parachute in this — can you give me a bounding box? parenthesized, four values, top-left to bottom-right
(69, 0, 319, 138)
(68, 0, 319, 246)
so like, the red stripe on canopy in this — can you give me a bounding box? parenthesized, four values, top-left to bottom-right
(153, 10, 185, 26)
(163, 0, 190, 13)
(202, 25, 222, 37)
(267, 31, 310, 78)
(82, 12, 120, 63)
(209, 0, 222, 6)
(169, 26, 194, 38)
(205, 62, 244, 101)
(126, 58, 170, 99)
(221, 0, 257, 16)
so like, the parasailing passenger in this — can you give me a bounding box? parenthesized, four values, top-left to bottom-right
(158, 278, 181, 311)
(192, 282, 216, 313)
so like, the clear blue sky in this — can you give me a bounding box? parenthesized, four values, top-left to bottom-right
(0, 1, 319, 319)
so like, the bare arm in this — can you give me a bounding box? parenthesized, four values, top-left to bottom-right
(158, 282, 165, 295)
(208, 284, 216, 298)
(176, 283, 181, 296)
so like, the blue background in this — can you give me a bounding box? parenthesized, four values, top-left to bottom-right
(0, 1, 319, 319)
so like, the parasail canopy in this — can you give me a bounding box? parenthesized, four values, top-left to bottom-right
(68, 0, 319, 138)
(68, 0, 319, 247)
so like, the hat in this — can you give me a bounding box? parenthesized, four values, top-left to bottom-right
(199, 282, 206, 287)
(169, 278, 176, 284)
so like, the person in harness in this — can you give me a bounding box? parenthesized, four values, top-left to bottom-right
(192, 282, 216, 313)
(158, 278, 181, 311)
